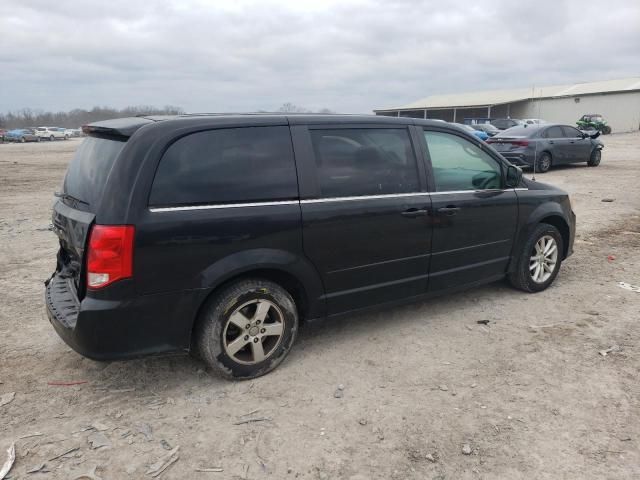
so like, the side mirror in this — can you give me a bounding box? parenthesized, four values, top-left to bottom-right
(505, 164, 523, 188)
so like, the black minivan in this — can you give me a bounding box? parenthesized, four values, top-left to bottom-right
(45, 114, 575, 379)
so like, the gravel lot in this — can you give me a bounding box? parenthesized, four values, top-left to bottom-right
(1, 134, 639, 479)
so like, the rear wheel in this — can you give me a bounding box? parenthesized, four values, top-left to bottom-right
(196, 278, 299, 379)
(508, 223, 563, 293)
(602, 126, 611, 135)
(587, 149, 601, 167)
(20, 137, 26, 143)
(49, 135, 54, 141)
(536, 152, 552, 173)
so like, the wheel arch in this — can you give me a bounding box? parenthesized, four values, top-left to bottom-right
(188, 249, 325, 351)
(511, 202, 572, 274)
(537, 214, 570, 259)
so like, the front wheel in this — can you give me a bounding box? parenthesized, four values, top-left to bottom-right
(508, 223, 563, 293)
(587, 149, 601, 167)
(49, 135, 54, 141)
(196, 279, 299, 379)
(602, 126, 611, 135)
(20, 137, 26, 143)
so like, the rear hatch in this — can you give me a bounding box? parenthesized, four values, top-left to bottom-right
(51, 135, 127, 297)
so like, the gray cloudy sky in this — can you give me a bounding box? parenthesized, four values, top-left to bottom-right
(1, 0, 639, 114)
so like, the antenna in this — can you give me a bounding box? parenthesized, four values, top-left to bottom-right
(531, 85, 539, 181)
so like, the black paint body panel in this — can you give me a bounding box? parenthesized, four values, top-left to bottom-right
(45, 114, 576, 360)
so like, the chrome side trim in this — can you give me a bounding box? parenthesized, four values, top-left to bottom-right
(429, 188, 527, 195)
(300, 192, 429, 204)
(149, 200, 299, 213)
(149, 188, 529, 212)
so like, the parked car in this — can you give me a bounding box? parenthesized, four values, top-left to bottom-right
(46, 115, 575, 379)
(0, 129, 6, 142)
(577, 114, 611, 135)
(35, 127, 67, 141)
(5, 128, 41, 143)
(486, 124, 603, 173)
(491, 118, 524, 130)
(64, 129, 78, 138)
(471, 123, 500, 137)
(522, 118, 547, 125)
(452, 123, 489, 141)
(451, 123, 489, 141)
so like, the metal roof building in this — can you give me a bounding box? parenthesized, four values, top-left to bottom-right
(374, 77, 640, 133)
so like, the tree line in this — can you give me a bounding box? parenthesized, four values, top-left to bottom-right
(0, 103, 334, 129)
(0, 106, 185, 129)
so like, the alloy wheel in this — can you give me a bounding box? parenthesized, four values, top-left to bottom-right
(529, 235, 558, 283)
(223, 299, 285, 365)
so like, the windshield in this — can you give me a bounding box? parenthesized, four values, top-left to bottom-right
(63, 137, 126, 208)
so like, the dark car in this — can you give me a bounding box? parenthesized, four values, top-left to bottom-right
(5, 128, 41, 143)
(45, 114, 575, 379)
(471, 123, 500, 137)
(490, 118, 524, 130)
(486, 124, 603, 173)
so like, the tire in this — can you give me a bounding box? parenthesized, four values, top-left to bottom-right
(602, 126, 611, 135)
(20, 137, 26, 143)
(64, 135, 69, 140)
(49, 135, 54, 141)
(508, 223, 563, 293)
(587, 149, 601, 167)
(37, 137, 41, 142)
(196, 278, 299, 379)
(536, 152, 552, 173)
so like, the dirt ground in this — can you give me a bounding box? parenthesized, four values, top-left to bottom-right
(1, 133, 639, 480)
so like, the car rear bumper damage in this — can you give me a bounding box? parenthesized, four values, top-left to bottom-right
(45, 272, 203, 360)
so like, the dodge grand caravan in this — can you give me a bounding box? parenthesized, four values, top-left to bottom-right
(45, 114, 575, 379)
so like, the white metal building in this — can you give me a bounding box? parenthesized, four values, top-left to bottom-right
(374, 77, 640, 133)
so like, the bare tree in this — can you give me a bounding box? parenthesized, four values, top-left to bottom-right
(0, 105, 185, 129)
(277, 103, 334, 114)
(277, 103, 310, 113)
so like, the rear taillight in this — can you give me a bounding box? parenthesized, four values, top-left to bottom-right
(86, 225, 135, 289)
(511, 140, 529, 147)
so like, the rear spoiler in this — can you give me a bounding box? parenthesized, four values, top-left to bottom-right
(82, 117, 156, 139)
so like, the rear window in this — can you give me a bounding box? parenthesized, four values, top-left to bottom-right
(495, 126, 536, 137)
(149, 126, 297, 207)
(63, 137, 126, 208)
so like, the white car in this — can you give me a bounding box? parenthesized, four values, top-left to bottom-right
(35, 127, 68, 141)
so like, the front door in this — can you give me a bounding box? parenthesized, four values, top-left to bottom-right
(563, 125, 591, 162)
(542, 125, 571, 164)
(421, 129, 519, 292)
(296, 125, 432, 314)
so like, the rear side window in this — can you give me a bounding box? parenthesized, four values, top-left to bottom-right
(149, 126, 297, 207)
(63, 137, 126, 208)
(543, 126, 564, 138)
(310, 128, 419, 198)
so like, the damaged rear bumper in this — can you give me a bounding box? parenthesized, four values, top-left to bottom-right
(45, 272, 204, 360)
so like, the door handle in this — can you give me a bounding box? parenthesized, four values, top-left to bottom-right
(549, 140, 555, 144)
(401, 208, 428, 218)
(437, 206, 460, 216)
